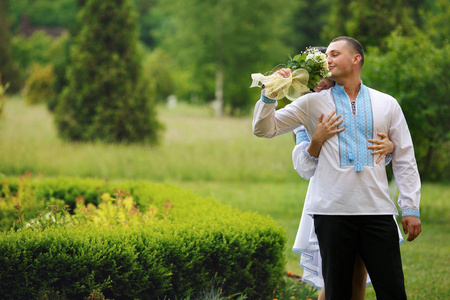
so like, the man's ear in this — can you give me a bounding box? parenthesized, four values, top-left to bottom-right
(353, 54, 362, 66)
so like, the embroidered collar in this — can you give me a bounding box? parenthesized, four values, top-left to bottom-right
(331, 82, 374, 172)
(333, 82, 346, 92)
(333, 81, 363, 94)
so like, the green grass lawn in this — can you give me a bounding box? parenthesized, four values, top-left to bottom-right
(0, 97, 448, 299)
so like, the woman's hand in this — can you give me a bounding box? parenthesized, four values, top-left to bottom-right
(312, 111, 344, 144)
(368, 132, 395, 164)
(307, 111, 345, 158)
(314, 78, 334, 92)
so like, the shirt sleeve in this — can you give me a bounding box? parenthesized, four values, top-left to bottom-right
(389, 101, 421, 218)
(252, 91, 308, 138)
(292, 126, 318, 180)
(293, 142, 319, 180)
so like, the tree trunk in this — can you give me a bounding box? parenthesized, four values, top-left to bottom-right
(214, 67, 224, 118)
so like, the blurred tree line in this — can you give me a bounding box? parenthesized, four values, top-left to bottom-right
(0, 0, 448, 180)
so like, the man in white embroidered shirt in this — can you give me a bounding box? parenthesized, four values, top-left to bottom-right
(252, 36, 421, 300)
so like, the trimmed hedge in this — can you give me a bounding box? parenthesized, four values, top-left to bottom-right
(0, 176, 286, 299)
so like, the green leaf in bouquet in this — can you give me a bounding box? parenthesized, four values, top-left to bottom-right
(287, 60, 299, 70)
(293, 53, 306, 63)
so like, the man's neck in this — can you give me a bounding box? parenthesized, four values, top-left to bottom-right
(334, 76, 362, 101)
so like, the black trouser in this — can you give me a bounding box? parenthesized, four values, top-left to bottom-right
(314, 215, 407, 300)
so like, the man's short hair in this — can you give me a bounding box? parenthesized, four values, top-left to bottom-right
(331, 36, 365, 67)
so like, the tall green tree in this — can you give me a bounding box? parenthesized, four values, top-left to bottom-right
(133, 0, 157, 47)
(321, 0, 415, 49)
(362, 0, 450, 181)
(152, 0, 296, 116)
(288, 0, 331, 52)
(55, 0, 162, 144)
(363, 24, 449, 181)
(7, 0, 78, 31)
(0, 0, 21, 92)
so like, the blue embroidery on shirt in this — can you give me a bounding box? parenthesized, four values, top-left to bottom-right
(296, 129, 310, 145)
(402, 209, 420, 218)
(261, 91, 277, 103)
(332, 83, 374, 172)
(385, 154, 392, 165)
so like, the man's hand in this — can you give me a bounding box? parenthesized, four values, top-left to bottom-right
(368, 132, 395, 164)
(402, 216, 422, 242)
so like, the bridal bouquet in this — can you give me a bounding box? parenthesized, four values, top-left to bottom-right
(250, 47, 331, 101)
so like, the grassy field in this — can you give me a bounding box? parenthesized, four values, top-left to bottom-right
(0, 97, 449, 299)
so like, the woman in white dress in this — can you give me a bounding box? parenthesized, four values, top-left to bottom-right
(291, 78, 404, 300)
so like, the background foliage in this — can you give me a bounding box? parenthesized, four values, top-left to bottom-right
(2, 0, 448, 179)
(0, 0, 21, 92)
(1, 1, 448, 298)
(362, 0, 450, 181)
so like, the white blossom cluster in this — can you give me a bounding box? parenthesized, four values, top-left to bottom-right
(306, 48, 332, 78)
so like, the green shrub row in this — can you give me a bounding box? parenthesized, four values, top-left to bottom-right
(0, 175, 222, 230)
(0, 176, 286, 299)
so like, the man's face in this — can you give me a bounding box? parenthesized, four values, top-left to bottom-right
(325, 40, 355, 80)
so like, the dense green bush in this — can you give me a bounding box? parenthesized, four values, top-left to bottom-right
(1, 175, 225, 225)
(12, 32, 58, 72)
(23, 64, 56, 105)
(0, 176, 286, 299)
(11, 32, 71, 109)
(142, 48, 174, 103)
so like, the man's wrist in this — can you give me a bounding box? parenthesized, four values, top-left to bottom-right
(261, 90, 276, 103)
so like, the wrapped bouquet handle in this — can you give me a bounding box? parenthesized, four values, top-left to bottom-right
(250, 47, 332, 101)
(250, 69, 311, 101)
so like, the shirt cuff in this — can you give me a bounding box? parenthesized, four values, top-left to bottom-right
(261, 90, 276, 103)
(402, 209, 420, 218)
(302, 147, 318, 162)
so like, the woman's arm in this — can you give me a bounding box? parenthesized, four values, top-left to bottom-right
(293, 112, 344, 180)
(292, 127, 317, 180)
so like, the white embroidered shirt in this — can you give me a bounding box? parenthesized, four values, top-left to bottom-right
(253, 84, 421, 217)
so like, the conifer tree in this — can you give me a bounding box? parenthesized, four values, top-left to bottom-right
(55, 0, 162, 143)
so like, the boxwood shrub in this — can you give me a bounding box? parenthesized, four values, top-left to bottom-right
(0, 176, 286, 299)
